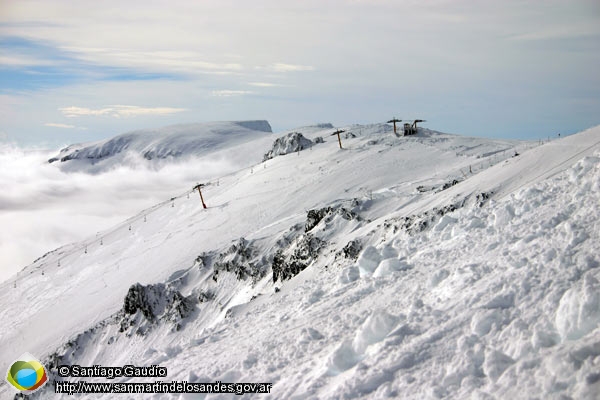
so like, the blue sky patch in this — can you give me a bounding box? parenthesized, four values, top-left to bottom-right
(0, 36, 183, 92)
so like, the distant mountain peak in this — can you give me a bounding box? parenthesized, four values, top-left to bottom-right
(231, 120, 272, 133)
(47, 120, 273, 172)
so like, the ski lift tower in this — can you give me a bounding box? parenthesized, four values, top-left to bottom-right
(193, 183, 207, 209)
(403, 119, 426, 136)
(387, 118, 402, 136)
(331, 129, 346, 149)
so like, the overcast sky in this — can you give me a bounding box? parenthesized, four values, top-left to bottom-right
(1, 0, 599, 146)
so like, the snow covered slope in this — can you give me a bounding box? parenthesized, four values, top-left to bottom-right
(1, 124, 599, 399)
(47, 120, 273, 173)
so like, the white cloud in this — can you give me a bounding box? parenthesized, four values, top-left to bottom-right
(44, 122, 76, 129)
(57, 47, 245, 75)
(0, 143, 242, 282)
(268, 63, 315, 72)
(0, 54, 61, 67)
(59, 106, 113, 117)
(107, 105, 188, 117)
(508, 24, 600, 41)
(59, 105, 187, 118)
(211, 90, 253, 97)
(248, 82, 283, 87)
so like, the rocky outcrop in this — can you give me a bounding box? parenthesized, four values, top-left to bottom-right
(120, 282, 196, 333)
(305, 204, 359, 232)
(263, 132, 313, 161)
(211, 238, 266, 282)
(272, 233, 326, 282)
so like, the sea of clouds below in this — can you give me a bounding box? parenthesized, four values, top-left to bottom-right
(0, 143, 239, 282)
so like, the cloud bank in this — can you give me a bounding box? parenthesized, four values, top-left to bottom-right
(44, 122, 78, 129)
(0, 143, 243, 282)
(59, 105, 187, 118)
(211, 90, 253, 97)
(267, 63, 315, 72)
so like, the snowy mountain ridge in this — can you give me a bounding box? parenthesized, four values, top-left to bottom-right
(2, 122, 600, 399)
(47, 120, 273, 173)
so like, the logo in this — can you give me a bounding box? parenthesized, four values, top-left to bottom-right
(5, 353, 48, 394)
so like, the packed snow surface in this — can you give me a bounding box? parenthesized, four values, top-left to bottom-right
(1, 123, 599, 399)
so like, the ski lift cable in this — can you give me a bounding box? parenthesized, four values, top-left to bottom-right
(54, 126, 354, 264)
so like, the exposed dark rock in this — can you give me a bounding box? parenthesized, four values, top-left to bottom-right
(164, 291, 195, 325)
(438, 179, 461, 192)
(123, 283, 160, 320)
(271, 250, 286, 282)
(272, 233, 326, 282)
(195, 253, 211, 269)
(384, 203, 462, 236)
(121, 282, 195, 331)
(60, 150, 80, 162)
(305, 205, 358, 232)
(143, 149, 183, 160)
(475, 192, 493, 207)
(211, 238, 267, 283)
(341, 239, 362, 260)
(306, 207, 333, 232)
(198, 290, 215, 303)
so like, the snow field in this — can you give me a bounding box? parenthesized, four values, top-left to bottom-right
(167, 149, 600, 399)
(1, 124, 599, 399)
(321, 152, 600, 398)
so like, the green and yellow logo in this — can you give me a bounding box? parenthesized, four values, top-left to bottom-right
(6, 353, 48, 394)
